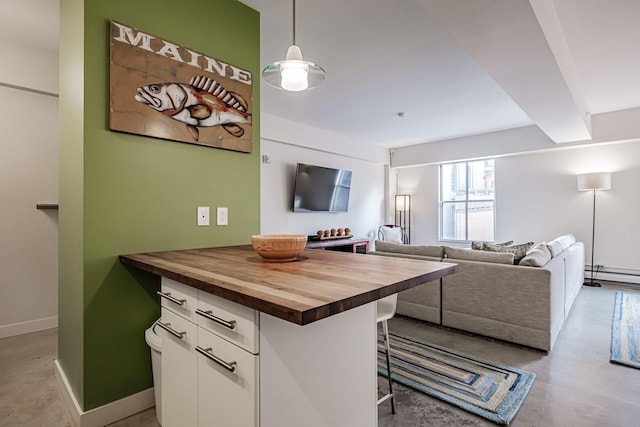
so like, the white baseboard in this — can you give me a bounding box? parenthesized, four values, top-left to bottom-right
(0, 316, 58, 339)
(55, 360, 155, 427)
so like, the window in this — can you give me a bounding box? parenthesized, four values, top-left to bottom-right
(439, 159, 495, 242)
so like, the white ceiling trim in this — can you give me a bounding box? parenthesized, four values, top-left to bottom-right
(392, 107, 640, 168)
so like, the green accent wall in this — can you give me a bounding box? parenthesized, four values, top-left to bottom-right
(59, 0, 86, 408)
(59, 0, 260, 410)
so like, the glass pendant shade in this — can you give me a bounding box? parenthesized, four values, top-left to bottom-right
(261, 0, 326, 91)
(262, 45, 325, 91)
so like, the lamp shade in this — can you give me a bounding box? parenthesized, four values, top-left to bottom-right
(577, 172, 611, 191)
(395, 194, 410, 211)
(261, 0, 326, 92)
(261, 46, 326, 92)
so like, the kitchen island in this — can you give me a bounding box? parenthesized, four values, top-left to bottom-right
(121, 245, 457, 427)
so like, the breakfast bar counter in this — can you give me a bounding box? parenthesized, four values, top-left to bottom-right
(120, 245, 457, 325)
(120, 245, 457, 427)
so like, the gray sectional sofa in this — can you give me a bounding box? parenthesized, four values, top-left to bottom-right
(369, 235, 585, 351)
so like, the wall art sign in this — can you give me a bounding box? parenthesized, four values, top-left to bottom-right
(109, 21, 253, 153)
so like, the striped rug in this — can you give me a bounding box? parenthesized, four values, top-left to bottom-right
(611, 291, 640, 368)
(377, 332, 535, 425)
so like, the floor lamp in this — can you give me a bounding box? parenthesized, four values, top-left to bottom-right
(395, 194, 411, 244)
(577, 172, 611, 287)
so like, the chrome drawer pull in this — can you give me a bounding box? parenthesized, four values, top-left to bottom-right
(157, 291, 186, 306)
(196, 309, 237, 330)
(196, 346, 237, 372)
(156, 321, 186, 340)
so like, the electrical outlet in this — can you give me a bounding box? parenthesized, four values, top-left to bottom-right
(595, 264, 605, 269)
(197, 206, 210, 226)
(217, 207, 228, 226)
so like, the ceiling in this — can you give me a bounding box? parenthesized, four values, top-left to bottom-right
(244, 0, 640, 148)
(3, 0, 640, 150)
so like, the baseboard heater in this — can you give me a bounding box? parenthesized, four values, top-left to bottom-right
(584, 266, 640, 285)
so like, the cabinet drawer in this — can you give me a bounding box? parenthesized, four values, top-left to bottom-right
(197, 327, 259, 427)
(197, 291, 259, 354)
(160, 278, 198, 322)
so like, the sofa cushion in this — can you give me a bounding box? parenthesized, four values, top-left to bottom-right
(470, 240, 513, 250)
(379, 226, 404, 244)
(374, 240, 444, 258)
(471, 241, 483, 250)
(546, 234, 577, 257)
(444, 246, 515, 264)
(483, 241, 534, 264)
(519, 242, 552, 267)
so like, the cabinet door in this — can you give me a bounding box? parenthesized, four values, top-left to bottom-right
(160, 308, 198, 427)
(197, 327, 259, 427)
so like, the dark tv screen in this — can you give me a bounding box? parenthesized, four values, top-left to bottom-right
(293, 163, 352, 212)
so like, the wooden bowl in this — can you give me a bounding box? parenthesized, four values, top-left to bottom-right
(251, 234, 308, 261)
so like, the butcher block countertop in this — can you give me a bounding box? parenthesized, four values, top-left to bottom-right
(120, 245, 457, 325)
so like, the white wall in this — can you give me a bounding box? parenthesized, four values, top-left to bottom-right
(498, 141, 640, 272)
(260, 114, 388, 239)
(0, 43, 59, 337)
(0, 41, 59, 94)
(394, 166, 440, 245)
(397, 140, 640, 276)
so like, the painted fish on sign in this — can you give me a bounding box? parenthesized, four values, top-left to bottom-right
(109, 21, 253, 153)
(135, 76, 252, 141)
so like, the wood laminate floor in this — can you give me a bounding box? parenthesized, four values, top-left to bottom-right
(1, 282, 638, 426)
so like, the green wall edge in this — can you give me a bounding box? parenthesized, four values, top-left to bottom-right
(59, 0, 260, 410)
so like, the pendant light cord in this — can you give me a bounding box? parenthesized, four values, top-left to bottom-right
(292, 0, 296, 45)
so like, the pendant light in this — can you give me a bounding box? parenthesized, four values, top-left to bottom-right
(262, 0, 326, 91)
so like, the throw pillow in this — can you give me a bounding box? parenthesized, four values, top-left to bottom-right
(470, 240, 513, 250)
(444, 246, 515, 264)
(471, 241, 483, 250)
(379, 226, 404, 244)
(545, 234, 577, 257)
(519, 242, 552, 267)
(483, 241, 534, 264)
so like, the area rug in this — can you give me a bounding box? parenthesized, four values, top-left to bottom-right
(611, 291, 640, 369)
(377, 332, 535, 425)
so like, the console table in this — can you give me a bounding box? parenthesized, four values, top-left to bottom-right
(305, 236, 370, 253)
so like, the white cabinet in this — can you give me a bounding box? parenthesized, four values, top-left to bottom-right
(259, 304, 378, 427)
(197, 327, 259, 427)
(159, 277, 198, 322)
(197, 290, 259, 354)
(157, 278, 259, 427)
(159, 307, 198, 427)
(157, 277, 377, 427)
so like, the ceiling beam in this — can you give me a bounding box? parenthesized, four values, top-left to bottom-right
(421, 0, 591, 143)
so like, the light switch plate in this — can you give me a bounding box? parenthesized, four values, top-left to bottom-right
(217, 207, 228, 226)
(197, 206, 210, 226)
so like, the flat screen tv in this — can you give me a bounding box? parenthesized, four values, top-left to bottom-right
(292, 163, 352, 212)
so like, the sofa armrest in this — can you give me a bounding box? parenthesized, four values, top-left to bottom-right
(558, 242, 585, 318)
